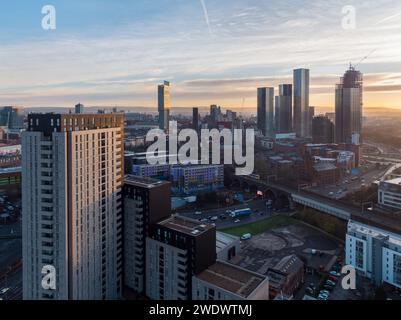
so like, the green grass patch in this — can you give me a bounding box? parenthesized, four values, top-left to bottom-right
(221, 215, 297, 236)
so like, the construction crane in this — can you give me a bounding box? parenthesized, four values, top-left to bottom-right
(354, 48, 377, 69)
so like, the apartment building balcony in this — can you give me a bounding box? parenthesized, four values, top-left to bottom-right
(40, 224, 54, 233)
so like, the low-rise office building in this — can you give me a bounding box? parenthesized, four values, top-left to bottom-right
(170, 165, 224, 195)
(378, 178, 401, 211)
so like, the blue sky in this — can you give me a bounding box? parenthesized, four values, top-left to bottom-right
(1, 0, 401, 110)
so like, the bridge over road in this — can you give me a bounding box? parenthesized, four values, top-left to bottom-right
(236, 176, 363, 221)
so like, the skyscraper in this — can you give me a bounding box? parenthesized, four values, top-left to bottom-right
(293, 68, 310, 138)
(75, 103, 84, 114)
(257, 87, 275, 137)
(192, 107, 199, 132)
(335, 65, 363, 144)
(158, 81, 170, 131)
(312, 115, 334, 144)
(22, 113, 124, 300)
(210, 105, 222, 123)
(123, 176, 171, 295)
(275, 84, 293, 134)
(0, 106, 24, 129)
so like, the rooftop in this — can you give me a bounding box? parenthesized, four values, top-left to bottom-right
(381, 177, 401, 186)
(124, 175, 170, 189)
(351, 210, 401, 235)
(348, 220, 401, 247)
(273, 254, 304, 275)
(159, 216, 214, 237)
(216, 232, 239, 252)
(313, 162, 337, 172)
(266, 269, 287, 288)
(196, 261, 266, 298)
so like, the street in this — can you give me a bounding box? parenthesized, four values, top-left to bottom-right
(178, 198, 292, 230)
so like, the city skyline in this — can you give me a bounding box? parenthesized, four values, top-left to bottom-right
(1, 1, 401, 109)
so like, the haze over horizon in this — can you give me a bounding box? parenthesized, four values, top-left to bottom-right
(2, 1, 401, 109)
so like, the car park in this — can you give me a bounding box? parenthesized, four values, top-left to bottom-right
(306, 287, 314, 295)
(323, 285, 334, 292)
(0, 287, 10, 295)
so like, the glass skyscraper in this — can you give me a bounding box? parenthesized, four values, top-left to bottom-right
(158, 81, 170, 131)
(293, 68, 310, 138)
(257, 87, 275, 137)
(335, 66, 363, 144)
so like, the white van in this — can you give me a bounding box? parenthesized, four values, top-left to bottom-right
(240, 233, 252, 241)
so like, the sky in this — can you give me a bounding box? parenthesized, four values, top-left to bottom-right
(1, 0, 401, 111)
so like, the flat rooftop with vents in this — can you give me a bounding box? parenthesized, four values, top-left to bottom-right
(194, 261, 269, 299)
(158, 216, 215, 237)
(124, 174, 171, 189)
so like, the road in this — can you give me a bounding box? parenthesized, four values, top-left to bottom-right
(178, 198, 292, 230)
(307, 165, 388, 200)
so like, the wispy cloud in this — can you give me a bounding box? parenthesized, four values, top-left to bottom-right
(374, 10, 401, 26)
(199, 0, 212, 35)
(1, 0, 401, 108)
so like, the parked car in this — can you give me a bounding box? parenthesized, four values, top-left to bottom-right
(326, 280, 336, 287)
(318, 293, 329, 300)
(194, 211, 202, 216)
(0, 287, 10, 295)
(234, 219, 241, 224)
(329, 276, 339, 283)
(323, 285, 334, 292)
(330, 271, 341, 277)
(210, 216, 218, 221)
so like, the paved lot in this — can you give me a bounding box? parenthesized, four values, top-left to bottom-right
(230, 223, 341, 275)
